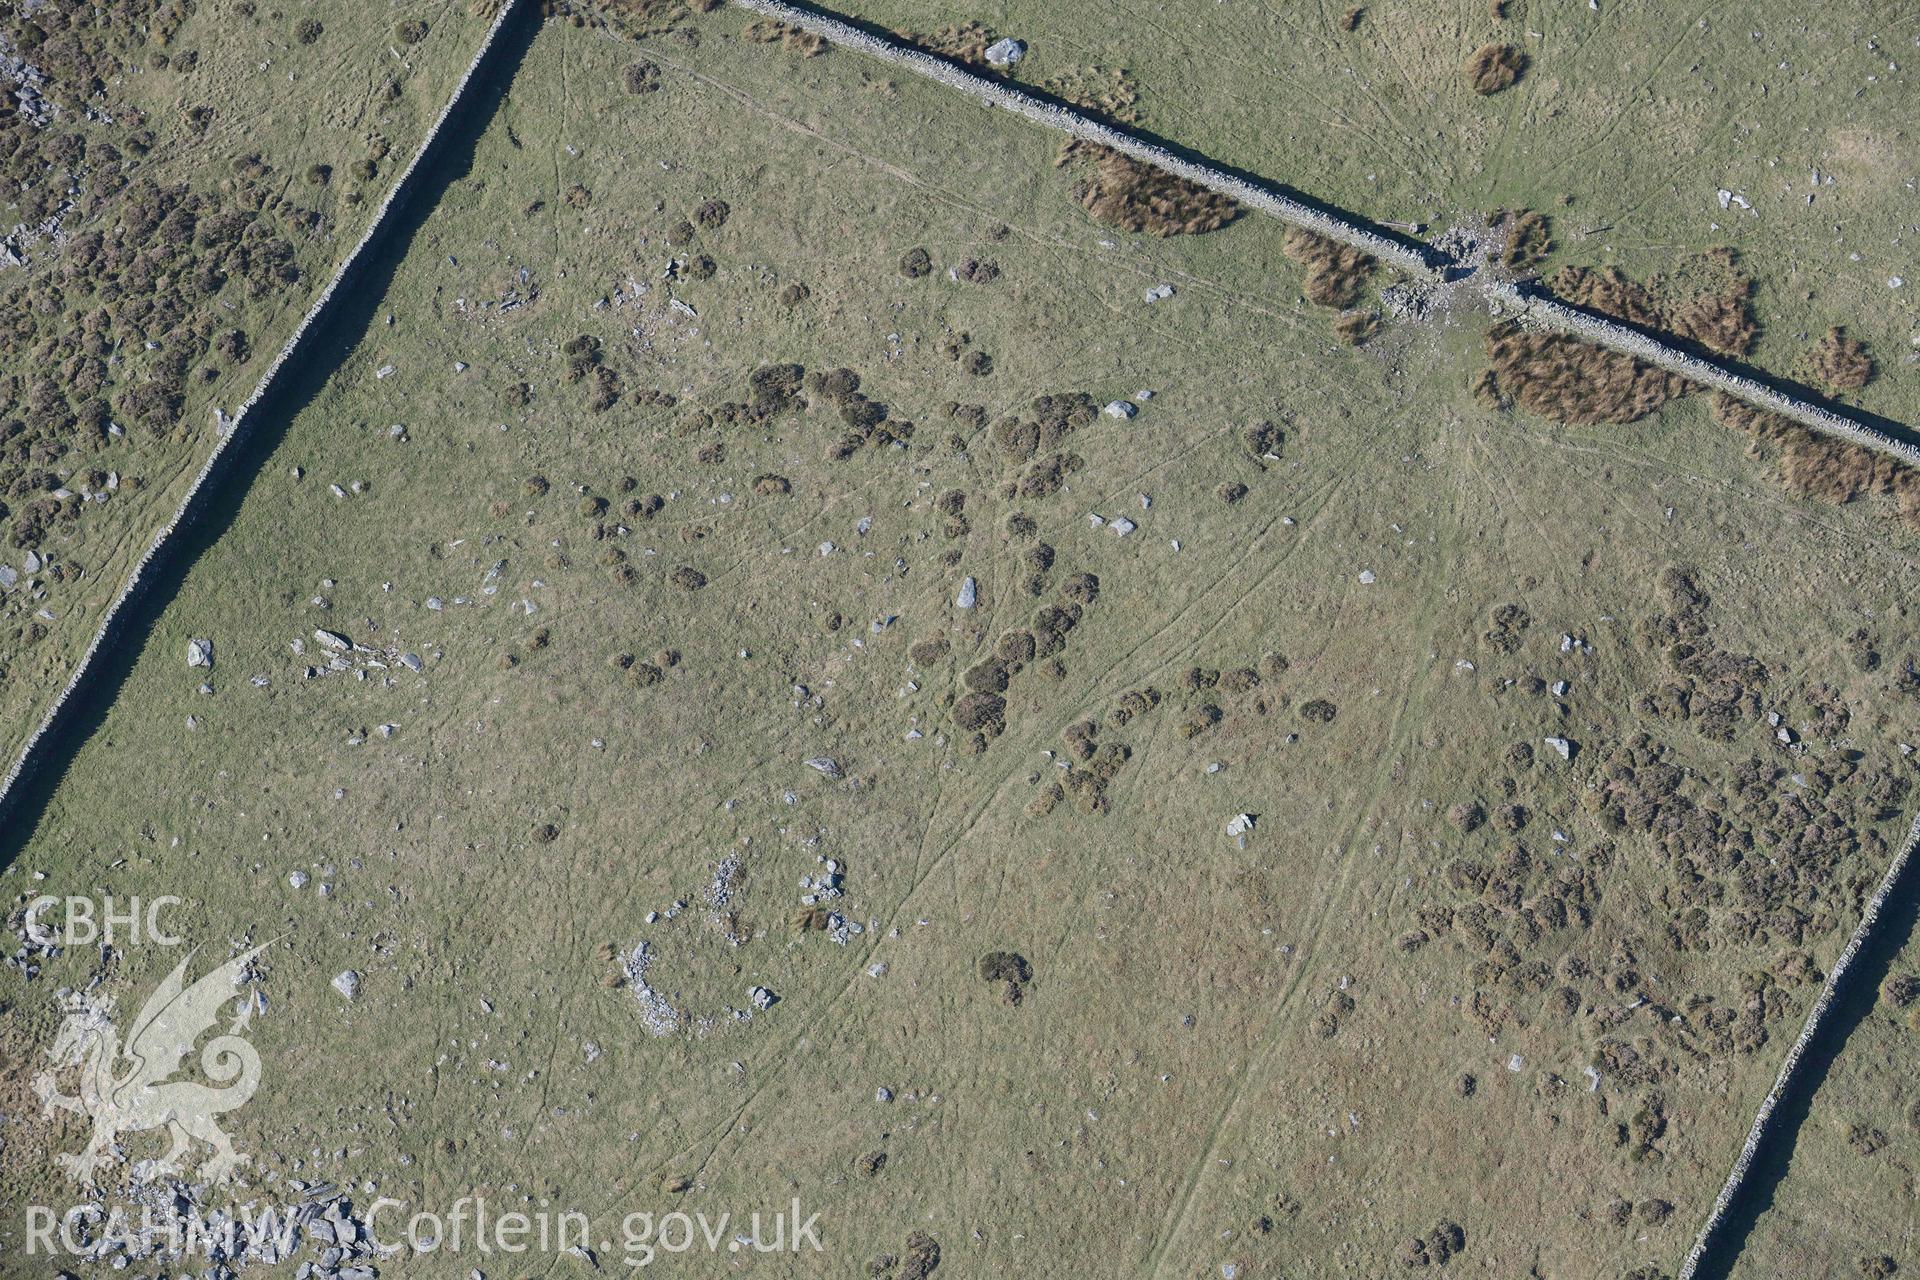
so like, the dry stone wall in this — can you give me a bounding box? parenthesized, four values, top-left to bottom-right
(732, 0, 1437, 276)
(737, 0, 1917, 471)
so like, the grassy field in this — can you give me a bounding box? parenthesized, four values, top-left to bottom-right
(3, 8, 1919, 1279)
(0, 0, 496, 784)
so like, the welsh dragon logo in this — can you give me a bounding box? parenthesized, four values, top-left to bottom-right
(34, 945, 267, 1186)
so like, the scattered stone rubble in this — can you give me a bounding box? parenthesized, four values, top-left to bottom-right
(42, 1172, 383, 1278)
(620, 942, 683, 1037)
(294, 628, 429, 685)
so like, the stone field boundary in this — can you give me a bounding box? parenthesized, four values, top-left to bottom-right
(732, 0, 1920, 470)
(731, 0, 1437, 277)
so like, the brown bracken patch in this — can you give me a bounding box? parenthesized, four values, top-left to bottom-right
(1710, 391, 1920, 527)
(741, 17, 826, 56)
(1667, 289, 1760, 357)
(1481, 324, 1690, 426)
(1549, 251, 1759, 357)
(1283, 226, 1376, 309)
(1042, 66, 1142, 124)
(1492, 209, 1552, 270)
(1550, 264, 1661, 328)
(1071, 147, 1240, 236)
(897, 20, 995, 67)
(1334, 310, 1381, 345)
(584, 0, 723, 38)
(1465, 42, 1527, 94)
(1808, 326, 1875, 392)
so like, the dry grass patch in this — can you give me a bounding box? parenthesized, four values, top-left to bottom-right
(1709, 391, 1920, 525)
(1334, 309, 1381, 345)
(1808, 326, 1875, 392)
(1070, 147, 1240, 236)
(581, 0, 723, 35)
(1550, 264, 1662, 328)
(1551, 251, 1758, 357)
(1042, 66, 1143, 123)
(897, 20, 996, 67)
(1465, 42, 1527, 94)
(1493, 208, 1553, 270)
(1480, 324, 1690, 425)
(1283, 226, 1376, 308)
(742, 17, 827, 56)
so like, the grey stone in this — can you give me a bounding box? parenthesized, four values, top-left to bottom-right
(984, 37, 1026, 66)
(314, 629, 352, 651)
(331, 970, 360, 1001)
(956, 576, 978, 609)
(187, 638, 213, 669)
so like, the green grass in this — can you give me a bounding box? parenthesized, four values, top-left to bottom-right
(3, 11, 1919, 1279)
